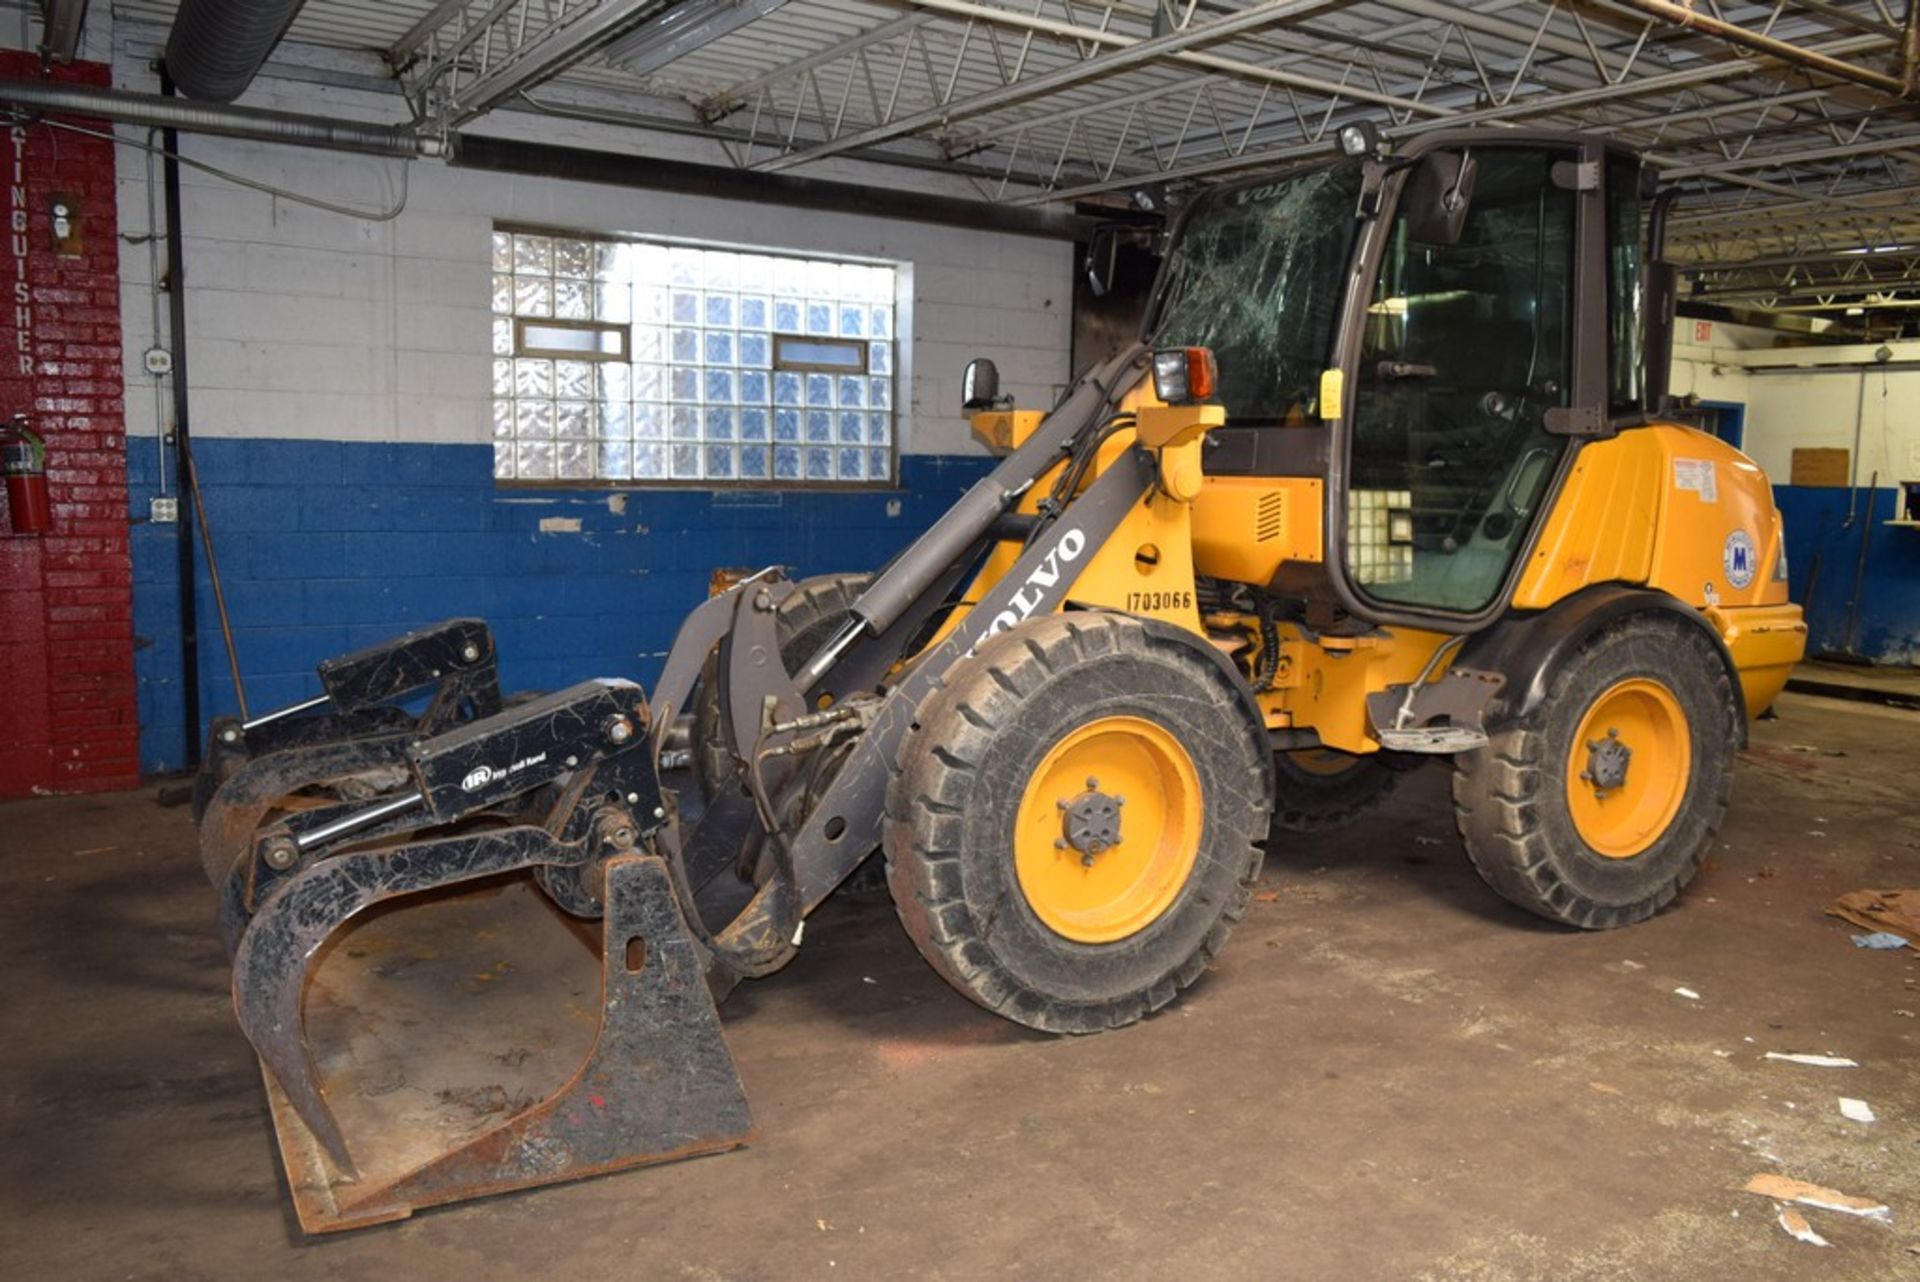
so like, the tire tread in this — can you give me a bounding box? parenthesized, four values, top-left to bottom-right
(884, 612, 1270, 1034)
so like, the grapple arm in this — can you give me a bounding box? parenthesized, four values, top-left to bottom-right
(197, 619, 506, 820)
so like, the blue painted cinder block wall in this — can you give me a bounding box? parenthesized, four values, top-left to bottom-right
(127, 440, 994, 772)
(1776, 484, 1920, 666)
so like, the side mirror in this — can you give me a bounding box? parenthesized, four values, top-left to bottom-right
(1084, 226, 1118, 299)
(962, 358, 1001, 411)
(1403, 150, 1476, 246)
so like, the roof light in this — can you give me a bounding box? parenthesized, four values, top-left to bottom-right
(1335, 120, 1380, 159)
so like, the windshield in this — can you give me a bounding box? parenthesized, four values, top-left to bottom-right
(1151, 163, 1364, 424)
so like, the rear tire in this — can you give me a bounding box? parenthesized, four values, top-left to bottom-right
(1270, 749, 1409, 833)
(884, 613, 1271, 1033)
(1451, 613, 1736, 929)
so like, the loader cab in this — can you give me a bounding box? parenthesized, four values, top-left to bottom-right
(1341, 138, 1647, 622)
(1154, 133, 1646, 630)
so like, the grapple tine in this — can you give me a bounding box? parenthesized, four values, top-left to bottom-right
(199, 735, 412, 886)
(230, 826, 581, 1176)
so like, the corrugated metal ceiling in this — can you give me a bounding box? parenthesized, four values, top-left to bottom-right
(106, 0, 1920, 316)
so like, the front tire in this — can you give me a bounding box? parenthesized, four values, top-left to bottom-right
(884, 613, 1271, 1033)
(1451, 613, 1736, 929)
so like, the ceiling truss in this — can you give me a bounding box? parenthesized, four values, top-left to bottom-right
(106, 0, 1920, 316)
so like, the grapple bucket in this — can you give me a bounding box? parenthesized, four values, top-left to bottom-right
(248, 854, 751, 1233)
(217, 676, 754, 1232)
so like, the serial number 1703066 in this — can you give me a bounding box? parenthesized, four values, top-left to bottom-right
(1125, 590, 1194, 613)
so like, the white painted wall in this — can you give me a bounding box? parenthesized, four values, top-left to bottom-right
(94, 26, 1072, 462)
(1673, 319, 1920, 487)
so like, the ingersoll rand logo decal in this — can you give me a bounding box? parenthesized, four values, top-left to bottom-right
(966, 528, 1087, 656)
(461, 751, 549, 793)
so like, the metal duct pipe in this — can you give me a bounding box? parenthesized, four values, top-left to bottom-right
(0, 79, 431, 158)
(453, 134, 1089, 240)
(0, 82, 1091, 240)
(163, 0, 309, 103)
(1606, 0, 1914, 100)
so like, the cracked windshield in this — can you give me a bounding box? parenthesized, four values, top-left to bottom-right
(1152, 163, 1363, 424)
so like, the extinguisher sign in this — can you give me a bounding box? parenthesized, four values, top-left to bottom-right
(9, 123, 33, 377)
(1692, 320, 1713, 344)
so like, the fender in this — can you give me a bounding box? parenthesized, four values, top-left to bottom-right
(1131, 613, 1277, 800)
(1458, 583, 1748, 745)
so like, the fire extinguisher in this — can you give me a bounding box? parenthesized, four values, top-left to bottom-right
(2, 415, 51, 536)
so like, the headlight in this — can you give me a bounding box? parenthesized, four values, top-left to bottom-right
(1336, 120, 1380, 158)
(1151, 347, 1218, 405)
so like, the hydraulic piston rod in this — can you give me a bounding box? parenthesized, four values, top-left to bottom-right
(293, 791, 424, 850)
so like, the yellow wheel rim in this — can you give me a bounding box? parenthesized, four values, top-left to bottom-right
(1286, 748, 1364, 778)
(1565, 677, 1692, 859)
(1013, 714, 1204, 944)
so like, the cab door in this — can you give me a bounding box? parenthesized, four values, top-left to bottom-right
(1338, 142, 1606, 621)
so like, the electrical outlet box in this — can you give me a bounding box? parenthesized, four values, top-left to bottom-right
(150, 496, 178, 523)
(143, 347, 173, 376)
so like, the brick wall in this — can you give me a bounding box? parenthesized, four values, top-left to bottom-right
(0, 52, 138, 795)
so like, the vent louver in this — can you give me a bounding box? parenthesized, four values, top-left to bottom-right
(1255, 491, 1285, 542)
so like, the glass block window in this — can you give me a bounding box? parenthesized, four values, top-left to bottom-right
(492, 229, 898, 485)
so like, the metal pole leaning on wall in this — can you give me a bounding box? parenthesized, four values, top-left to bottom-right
(184, 450, 249, 721)
(160, 76, 203, 764)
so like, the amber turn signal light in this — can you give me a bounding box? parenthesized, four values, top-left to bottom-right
(1151, 347, 1217, 405)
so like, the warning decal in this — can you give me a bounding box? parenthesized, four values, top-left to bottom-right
(1673, 458, 1718, 503)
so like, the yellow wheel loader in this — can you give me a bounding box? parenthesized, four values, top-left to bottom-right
(198, 128, 1805, 1231)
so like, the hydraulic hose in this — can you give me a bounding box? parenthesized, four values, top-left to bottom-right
(839, 346, 1147, 639)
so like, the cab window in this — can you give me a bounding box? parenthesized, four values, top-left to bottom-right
(1345, 147, 1577, 613)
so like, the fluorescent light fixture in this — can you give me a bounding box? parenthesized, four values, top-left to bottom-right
(604, 0, 790, 75)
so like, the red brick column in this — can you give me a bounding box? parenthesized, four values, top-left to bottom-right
(0, 52, 138, 795)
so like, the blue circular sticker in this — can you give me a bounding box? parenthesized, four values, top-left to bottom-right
(1723, 529, 1757, 590)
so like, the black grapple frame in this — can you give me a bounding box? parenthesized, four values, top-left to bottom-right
(202, 350, 1164, 1231)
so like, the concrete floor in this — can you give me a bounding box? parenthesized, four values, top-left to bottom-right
(1789, 659, 1920, 711)
(3, 691, 1917, 1280)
